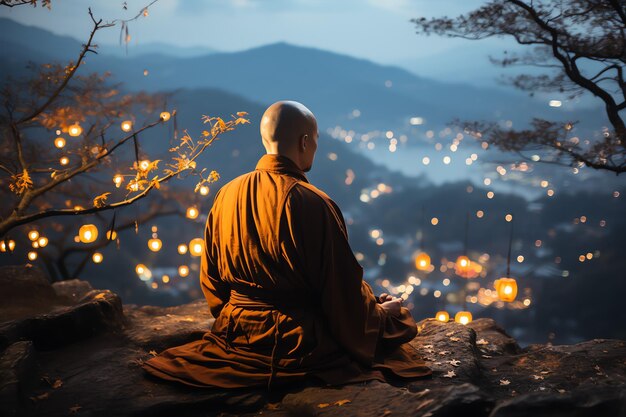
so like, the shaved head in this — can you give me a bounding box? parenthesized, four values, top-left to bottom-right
(260, 100, 319, 172)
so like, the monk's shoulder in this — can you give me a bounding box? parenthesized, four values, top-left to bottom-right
(286, 182, 335, 215)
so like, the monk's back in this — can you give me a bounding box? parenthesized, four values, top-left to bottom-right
(209, 157, 310, 293)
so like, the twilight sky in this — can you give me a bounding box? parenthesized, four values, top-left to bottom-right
(0, 0, 522, 87)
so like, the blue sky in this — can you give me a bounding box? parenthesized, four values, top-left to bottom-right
(1, 0, 522, 86)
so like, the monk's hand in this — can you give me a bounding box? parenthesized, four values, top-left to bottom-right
(380, 297, 402, 317)
(377, 293, 393, 303)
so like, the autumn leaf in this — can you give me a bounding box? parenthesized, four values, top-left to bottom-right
(317, 403, 331, 408)
(448, 359, 461, 367)
(335, 399, 351, 406)
(94, 293, 106, 300)
(476, 339, 489, 345)
(236, 111, 248, 117)
(93, 192, 111, 208)
(266, 403, 280, 410)
(9, 169, 34, 195)
(30, 392, 50, 402)
(149, 350, 157, 356)
(500, 379, 511, 386)
(52, 379, 63, 389)
(442, 370, 456, 378)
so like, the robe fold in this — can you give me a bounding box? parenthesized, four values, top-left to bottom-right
(142, 154, 431, 390)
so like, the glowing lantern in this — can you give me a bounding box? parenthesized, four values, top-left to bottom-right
(139, 160, 150, 171)
(27, 251, 38, 261)
(135, 264, 152, 281)
(494, 277, 518, 302)
(160, 111, 171, 122)
(28, 230, 39, 241)
(121, 120, 133, 132)
(60, 156, 69, 166)
(113, 175, 124, 188)
(455, 255, 472, 277)
(106, 230, 117, 240)
(189, 238, 204, 257)
(186, 207, 199, 219)
(455, 311, 473, 325)
(199, 185, 209, 196)
(92, 252, 103, 263)
(0, 240, 16, 252)
(148, 238, 162, 252)
(177, 244, 188, 255)
(37, 237, 48, 247)
(68, 123, 82, 137)
(79, 224, 98, 243)
(178, 265, 189, 277)
(435, 311, 449, 322)
(162, 275, 170, 283)
(54, 137, 66, 148)
(32, 241, 39, 248)
(415, 252, 431, 271)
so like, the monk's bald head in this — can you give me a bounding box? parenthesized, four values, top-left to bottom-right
(260, 101, 319, 171)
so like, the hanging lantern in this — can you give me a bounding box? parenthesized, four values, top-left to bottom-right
(79, 224, 98, 243)
(0, 240, 16, 252)
(28, 230, 39, 241)
(60, 156, 70, 166)
(189, 238, 204, 256)
(106, 230, 117, 240)
(113, 174, 124, 188)
(199, 185, 209, 196)
(160, 111, 171, 122)
(494, 277, 518, 302)
(68, 123, 82, 137)
(148, 238, 162, 252)
(54, 137, 66, 148)
(27, 251, 38, 261)
(32, 241, 39, 248)
(455, 255, 472, 277)
(135, 264, 152, 281)
(435, 311, 449, 322)
(177, 244, 188, 254)
(92, 252, 104, 263)
(454, 311, 473, 325)
(178, 265, 189, 277)
(161, 275, 170, 283)
(186, 206, 199, 219)
(414, 252, 431, 271)
(37, 236, 48, 247)
(121, 120, 133, 132)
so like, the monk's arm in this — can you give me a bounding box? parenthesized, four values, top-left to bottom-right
(200, 209, 230, 319)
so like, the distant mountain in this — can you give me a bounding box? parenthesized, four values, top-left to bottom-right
(0, 17, 604, 134)
(98, 42, 218, 58)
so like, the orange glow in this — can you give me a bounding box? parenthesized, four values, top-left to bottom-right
(189, 238, 204, 256)
(68, 124, 82, 137)
(121, 120, 133, 132)
(435, 311, 449, 322)
(414, 252, 431, 271)
(455, 311, 473, 325)
(494, 277, 518, 302)
(148, 238, 162, 252)
(79, 224, 98, 243)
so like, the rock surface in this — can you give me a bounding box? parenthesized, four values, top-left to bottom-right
(0, 265, 625, 417)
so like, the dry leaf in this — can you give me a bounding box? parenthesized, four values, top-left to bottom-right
(266, 403, 280, 410)
(532, 375, 544, 380)
(476, 338, 489, 345)
(149, 350, 157, 356)
(52, 379, 63, 389)
(30, 392, 50, 402)
(422, 344, 433, 349)
(94, 293, 106, 300)
(382, 410, 392, 416)
(448, 359, 461, 367)
(92, 192, 111, 208)
(317, 403, 331, 408)
(445, 331, 455, 337)
(557, 389, 566, 394)
(438, 350, 451, 355)
(335, 399, 351, 406)
(500, 379, 511, 386)
(450, 337, 460, 342)
(442, 370, 456, 378)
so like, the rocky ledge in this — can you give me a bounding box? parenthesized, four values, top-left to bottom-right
(1, 265, 625, 417)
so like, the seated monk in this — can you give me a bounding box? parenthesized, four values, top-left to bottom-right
(142, 100, 432, 391)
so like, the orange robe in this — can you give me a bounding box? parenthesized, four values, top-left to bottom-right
(143, 154, 431, 390)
